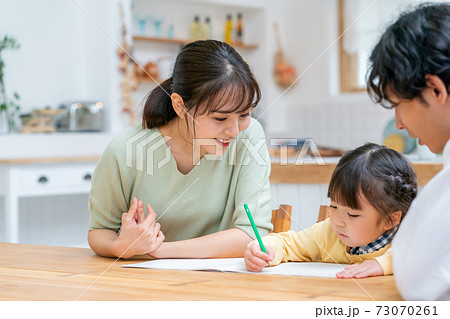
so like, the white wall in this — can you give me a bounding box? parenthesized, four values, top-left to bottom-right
(0, 1, 104, 111)
(0, 0, 130, 158)
(261, 0, 394, 150)
(1, 0, 397, 155)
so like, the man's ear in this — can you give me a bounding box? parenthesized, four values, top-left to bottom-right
(385, 210, 402, 230)
(171, 93, 187, 118)
(425, 74, 448, 105)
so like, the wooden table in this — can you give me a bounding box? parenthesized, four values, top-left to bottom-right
(0, 243, 402, 301)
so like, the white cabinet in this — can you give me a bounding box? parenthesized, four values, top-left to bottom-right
(0, 159, 98, 244)
(15, 164, 94, 195)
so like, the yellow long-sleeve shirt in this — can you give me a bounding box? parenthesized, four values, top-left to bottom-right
(258, 218, 392, 275)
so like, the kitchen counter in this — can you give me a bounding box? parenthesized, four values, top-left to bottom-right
(269, 160, 443, 186)
(0, 132, 111, 160)
(0, 154, 442, 186)
(269, 157, 443, 228)
(0, 156, 101, 164)
(0, 154, 443, 244)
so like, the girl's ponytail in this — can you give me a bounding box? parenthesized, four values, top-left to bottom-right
(142, 77, 177, 129)
(391, 175, 418, 208)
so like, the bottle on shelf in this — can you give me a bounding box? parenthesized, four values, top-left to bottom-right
(235, 12, 243, 44)
(203, 16, 211, 39)
(224, 14, 233, 44)
(137, 17, 147, 36)
(190, 15, 203, 40)
(167, 23, 174, 39)
(153, 17, 163, 37)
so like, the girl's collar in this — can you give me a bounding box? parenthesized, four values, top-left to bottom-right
(348, 225, 398, 255)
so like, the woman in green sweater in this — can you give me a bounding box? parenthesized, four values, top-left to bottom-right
(88, 40, 272, 259)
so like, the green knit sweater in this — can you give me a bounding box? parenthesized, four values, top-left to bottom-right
(88, 118, 273, 241)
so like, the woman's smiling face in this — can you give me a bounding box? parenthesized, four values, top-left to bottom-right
(180, 84, 255, 158)
(190, 107, 252, 157)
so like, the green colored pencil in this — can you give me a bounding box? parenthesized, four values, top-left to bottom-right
(244, 204, 268, 254)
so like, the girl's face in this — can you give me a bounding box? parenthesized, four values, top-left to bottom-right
(329, 193, 395, 247)
(189, 107, 252, 157)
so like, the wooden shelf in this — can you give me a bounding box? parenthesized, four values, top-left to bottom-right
(133, 35, 186, 45)
(230, 42, 259, 49)
(132, 35, 258, 50)
(137, 75, 165, 84)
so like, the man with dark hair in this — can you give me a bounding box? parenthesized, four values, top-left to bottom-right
(367, 2, 450, 300)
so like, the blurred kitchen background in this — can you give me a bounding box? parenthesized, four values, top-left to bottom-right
(0, 0, 443, 247)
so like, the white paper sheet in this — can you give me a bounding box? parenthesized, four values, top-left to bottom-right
(122, 258, 349, 278)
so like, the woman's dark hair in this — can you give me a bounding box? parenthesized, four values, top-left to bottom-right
(367, 2, 450, 108)
(142, 40, 261, 128)
(328, 143, 418, 223)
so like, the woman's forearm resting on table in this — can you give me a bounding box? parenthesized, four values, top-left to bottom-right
(149, 228, 253, 259)
(88, 228, 162, 259)
(88, 228, 122, 258)
(89, 227, 253, 259)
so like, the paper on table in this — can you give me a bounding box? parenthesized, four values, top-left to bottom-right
(122, 258, 349, 278)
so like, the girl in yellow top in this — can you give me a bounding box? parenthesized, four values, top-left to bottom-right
(245, 143, 418, 278)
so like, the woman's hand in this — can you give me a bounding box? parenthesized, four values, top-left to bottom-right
(244, 243, 275, 272)
(112, 197, 165, 259)
(336, 260, 384, 279)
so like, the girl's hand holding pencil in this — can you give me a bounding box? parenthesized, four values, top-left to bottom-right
(243, 204, 275, 272)
(244, 243, 275, 272)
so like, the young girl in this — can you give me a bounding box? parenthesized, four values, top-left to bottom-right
(88, 40, 272, 259)
(245, 143, 418, 278)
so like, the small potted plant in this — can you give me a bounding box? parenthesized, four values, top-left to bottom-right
(0, 35, 21, 133)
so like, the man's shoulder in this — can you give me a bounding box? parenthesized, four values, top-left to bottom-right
(418, 164, 450, 199)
